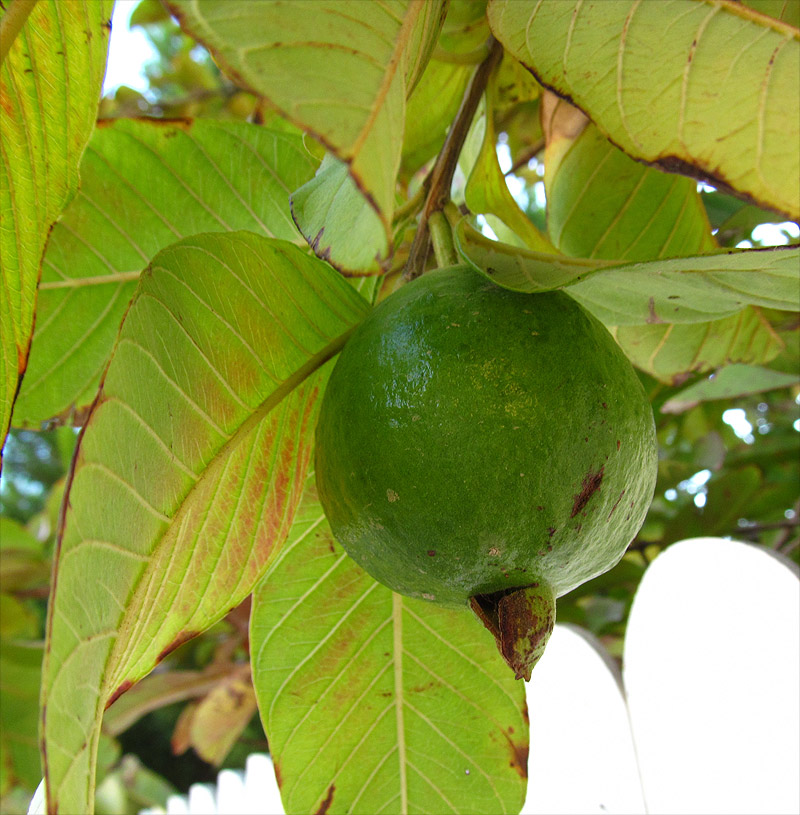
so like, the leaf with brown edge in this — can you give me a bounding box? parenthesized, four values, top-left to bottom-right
(0, 0, 113, 454)
(40, 232, 369, 814)
(251, 475, 528, 814)
(164, 0, 447, 250)
(488, 0, 800, 219)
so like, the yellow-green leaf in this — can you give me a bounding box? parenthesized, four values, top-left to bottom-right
(611, 308, 784, 383)
(290, 154, 387, 276)
(465, 64, 554, 253)
(251, 478, 529, 814)
(542, 96, 716, 261)
(12, 119, 318, 429)
(0, 0, 112, 452)
(165, 0, 447, 239)
(488, 0, 800, 219)
(41, 232, 369, 814)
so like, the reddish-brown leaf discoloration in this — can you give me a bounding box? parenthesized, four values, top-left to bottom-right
(505, 731, 529, 779)
(156, 630, 199, 664)
(315, 784, 335, 815)
(105, 679, 134, 710)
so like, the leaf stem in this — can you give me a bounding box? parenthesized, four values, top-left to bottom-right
(392, 181, 428, 225)
(428, 210, 458, 268)
(404, 38, 503, 282)
(0, 0, 37, 67)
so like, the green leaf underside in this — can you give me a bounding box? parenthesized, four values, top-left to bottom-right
(661, 364, 800, 413)
(457, 221, 800, 324)
(41, 233, 369, 814)
(545, 121, 717, 262)
(251, 478, 528, 815)
(401, 57, 473, 179)
(12, 119, 318, 429)
(0, 0, 112, 449)
(164, 0, 447, 232)
(611, 309, 784, 384)
(487, 0, 800, 219)
(290, 154, 388, 275)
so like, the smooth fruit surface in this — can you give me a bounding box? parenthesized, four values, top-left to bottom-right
(315, 266, 657, 608)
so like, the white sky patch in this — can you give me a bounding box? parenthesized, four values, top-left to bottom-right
(496, 142, 513, 174)
(722, 408, 755, 444)
(476, 214, 499, 241)
(102, 0, 159, 95)
(751, 221, 800, 245)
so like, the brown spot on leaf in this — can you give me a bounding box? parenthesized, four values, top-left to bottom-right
(105, 679, 134, 709)
(427, 550, 436, 557)
(156, 630, 199, 663)
(315, 784, 335, 815)
(647, 296, 662, 324)
(505, 731, 529, 779)
(273, 760, 283, 788)
(571, 466, 604, 518)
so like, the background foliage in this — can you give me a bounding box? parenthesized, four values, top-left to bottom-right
(0, 1, 798, 813)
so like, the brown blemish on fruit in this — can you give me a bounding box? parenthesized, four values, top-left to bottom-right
(547, 527, 556, 537)
(488, 547, 500, 556)
(607, 489, 626, 521)
(315, 784, 335, 815)
(427, 550, 436, 556)
(571, 466, 604, 518)
(105, 679, 134, 709)
(386, 489, 399, 503)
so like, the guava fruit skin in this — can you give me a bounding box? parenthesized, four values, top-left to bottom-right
(315, 266, 657, 607)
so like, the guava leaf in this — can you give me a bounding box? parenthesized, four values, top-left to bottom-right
(12, 119, 318, 429)
(41, 232, 369, 814)
(0, 642, 43, 791)
(542, 101, 716, 261)
(661, 364, 800, 414)
(437, 0, 491, 57)
(487, 0, 800, 219)
(742, 0, 800, 28)
(465, 67, 554, 253)
(290, 154, 387, 276)
(251, 478, 529, 815)
(164, 0, 447, 245)
(0, 0, 112, 452)
(456, 220, 800, 323)
(401, 58, 473, 179)
(611, 309, 784, 384)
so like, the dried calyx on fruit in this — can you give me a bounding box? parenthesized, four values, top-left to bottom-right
(315, 265, 657, 680)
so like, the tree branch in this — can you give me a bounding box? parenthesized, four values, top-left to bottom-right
(403, 38, 503, 282)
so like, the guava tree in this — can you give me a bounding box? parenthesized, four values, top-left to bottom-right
(1, 0, 798, 813)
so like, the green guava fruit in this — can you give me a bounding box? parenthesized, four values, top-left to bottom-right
(315, 265, 657, 679)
